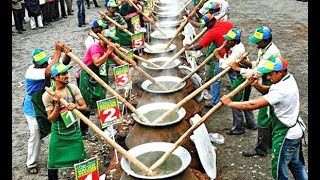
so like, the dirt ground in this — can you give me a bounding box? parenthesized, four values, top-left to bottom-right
(12, 0, 308, 179)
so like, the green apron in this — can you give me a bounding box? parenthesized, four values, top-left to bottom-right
(207, 42, 219, 79)
(269, 108, 289, 179)
(48, 85, 87, 169)
(31, 89, 52, 139)
(79, 63, 108, 109)
(231, 75, 245, 102)
(257, 79, 273, 127)
(116, 26, 132, 47)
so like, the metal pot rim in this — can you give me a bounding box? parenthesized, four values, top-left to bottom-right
(132, 102, 186, 127)
(143, 44, 176, 54)
(120, 142, 191, 179)
(141, 57, 181, 70)
(141, 76, 186, 94)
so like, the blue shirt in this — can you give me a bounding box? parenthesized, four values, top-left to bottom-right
(22, 65, 47, 117)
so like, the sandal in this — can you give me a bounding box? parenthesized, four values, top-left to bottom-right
(27, 166, 38, 174)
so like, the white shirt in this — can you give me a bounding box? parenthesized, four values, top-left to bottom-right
(263, 73, 303, 139)
(219, 42, 245, 69)
(85, 35, 99, 50)
(240, 42, 281, 78)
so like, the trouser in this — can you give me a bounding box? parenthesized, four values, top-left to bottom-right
(53, 0, 60, 19)
(30, 15, 43, 29)
(255, 126, 272, 155)
(59, 0, 67, 17)
(210, 61, 237, 106)
(85, 0, 99, 7)
(277, 138, 308, 180)
(232, 85, 256, 129)
(48, 169, 58, 180)
(24, 115, 41, 168)
(43, 2, 54, 23)
(65, 0, 73, 14)
(232, 109, 256, 130)
(12, 8, 25, 31)
(76, 0, 86, 26)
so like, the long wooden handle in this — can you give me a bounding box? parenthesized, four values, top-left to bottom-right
(66, 51, 151, 124)
(171, 42, 226, 89)
(164, 0, 207, 49)
(117, 46, 161, 68)
(44, 87, 153, 175)
(97, 33, 168, 91)
(178, 0, 193, 13)
(98, 11, 133, 36)
(149, 78, 253, 171)
(88, 32, 161, 68)
(152, 52, 249, 124)
(127, 0, 166, 36)
(161, 27, 208, 68)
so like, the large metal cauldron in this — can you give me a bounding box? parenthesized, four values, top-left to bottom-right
(155, 20, 183, 28)
(150, 29, 177, 40)
(132, 102, 186, 127)
(120, 142, 191, 179)
(141, 76, 186, 94)
(143, 44, 176, 54)
(141, 57, 181, 70)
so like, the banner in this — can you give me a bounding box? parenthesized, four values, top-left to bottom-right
(74, 156, 99, 180)
(96, 97, 122, 129)
(114, 64, 132, 90)
(60, 107, 77, 128)
(131, 32, 144, 49)
(131, 15, 141, 33)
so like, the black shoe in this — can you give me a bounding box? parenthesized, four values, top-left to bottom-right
(242, 149, 266, 157)
(17, 30, 23, 34)
(226, 128, 245, 135)
(21, 29, 26, 31)
(62, 16, 67, 18)
(68, 13, 74, 15)
(95, 5, 100, 7)
(87, 6, 90, 9)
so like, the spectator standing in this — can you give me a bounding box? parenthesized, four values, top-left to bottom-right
(12, 0, 26, 34)
(24, 0, 44, 29)
(85, 0, 100, 9)
(76, 0, 86, 27)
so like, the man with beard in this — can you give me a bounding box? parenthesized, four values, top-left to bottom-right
(42, 62, 89, 180)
